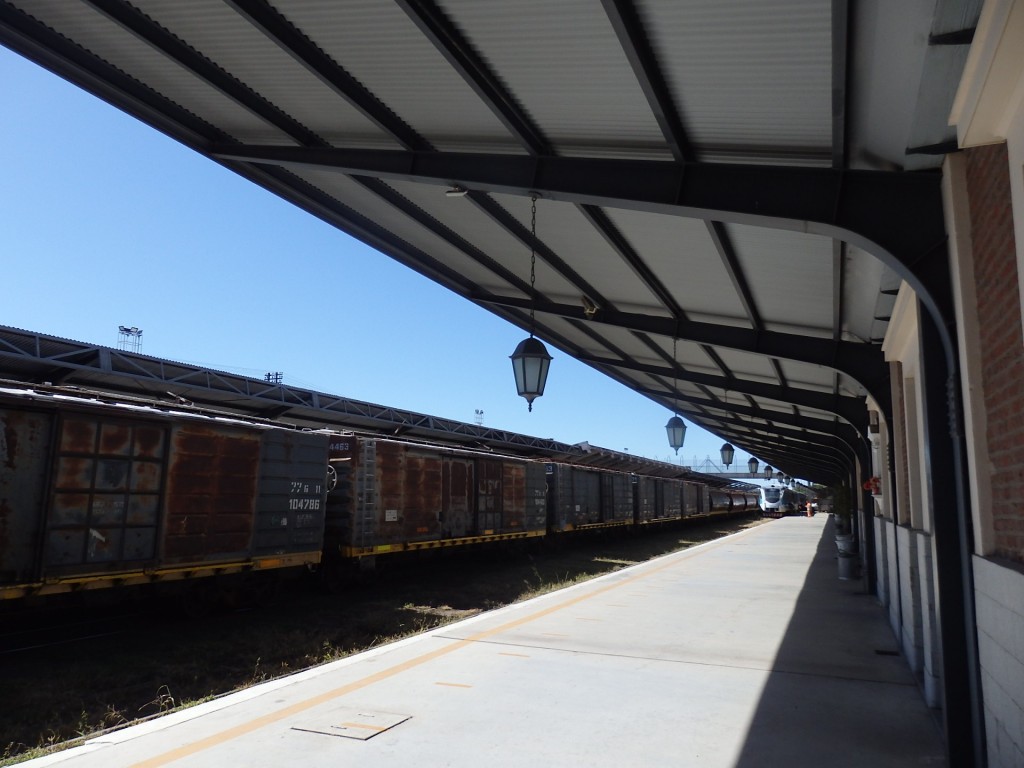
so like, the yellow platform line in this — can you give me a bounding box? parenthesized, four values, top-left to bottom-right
(131, 533, 739, 768)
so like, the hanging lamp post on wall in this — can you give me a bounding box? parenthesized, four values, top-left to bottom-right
(747, 457, 759, 476)
(510, 195, 552, 411)
(764, 465, 773, 480)
(665, 337, 687, 453)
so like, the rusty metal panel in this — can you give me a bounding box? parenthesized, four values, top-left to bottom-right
(366, 441, 442, 545)
(0, 407, 53, 585)
(375, 439, 405, 543)
(403, 450, 442, 540)
(323, 433, 358, 549)
(682, 481, 701, 516)
(600, 471, 633, 523)
(572, 468, 601, 524)
(162, 422, 259, 562)
(442, 457, 472, 538)
(46, 414, 168, 573)
(476, 458, 503, 533)
(635, 476, 657, 522)
(547, 463, 575, 531)
(661, 478, 682, 520)
(500, 461, 526, 532)
(252, 429, 329, 556)
(524, 462, 548, 532)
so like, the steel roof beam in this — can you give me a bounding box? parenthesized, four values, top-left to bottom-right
(212, 145, 950, 338)
(226, 0, 430, 151)
(209, 147, 944, 271)
(718, 426, 851, 468)
(83, 0, 325, 147)
(578, 205, 685, 317)
(579, 352, 865, 424)
(708, 415, 851, 458)
(473, 293, 885, 413)
(394, 0, 550, 155)
(392, 4, 721, 413)
(716, 437, 846, 477)
(687, 410, 851, 463)
(658, 388, 863, 451)
(0, 3, 216, 148)
(601, 0, 694, 163)
(706, 221, 763, 330)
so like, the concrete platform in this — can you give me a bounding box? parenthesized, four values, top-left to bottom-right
(21, 517, 947, 767)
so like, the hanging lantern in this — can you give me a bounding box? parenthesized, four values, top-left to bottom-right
(663, 336, 687, 454)
(510, 195, 552, 411)
(764, 465, 773, 479)
(747, 457, 759, 475)
(665, 415, 687, 454)
(720, 442, 735, 468)
(510, 336, 552, 411)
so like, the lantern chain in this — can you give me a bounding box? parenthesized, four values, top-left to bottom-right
(529, 195, 537, 336)
(671, 336, 678, 414)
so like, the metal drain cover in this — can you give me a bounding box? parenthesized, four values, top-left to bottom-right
(292, 708, 412, 740)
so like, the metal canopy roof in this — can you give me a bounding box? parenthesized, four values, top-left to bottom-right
(0, 0, 980, 484)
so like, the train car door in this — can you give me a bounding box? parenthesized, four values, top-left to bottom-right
(0, 407, 54, 585)
(476, 459, 503, 534)
(442, 457, 473, 538)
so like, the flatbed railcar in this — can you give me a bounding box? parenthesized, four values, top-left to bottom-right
(1, 383, 760, 601)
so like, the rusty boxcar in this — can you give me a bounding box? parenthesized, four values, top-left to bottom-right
(1, 381, 761, 602)
(323, 435, 548, 560)
(0, 386, 329, 600)
(547, 463, 636, 531)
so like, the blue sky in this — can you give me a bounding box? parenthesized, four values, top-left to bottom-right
(1, 45, 762, 472)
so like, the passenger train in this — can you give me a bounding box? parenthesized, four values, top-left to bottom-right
(0, 382, 760, 601)
(758, 482, 808, 517)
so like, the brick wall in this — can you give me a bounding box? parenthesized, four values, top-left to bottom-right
(965, 142, 1024, 562)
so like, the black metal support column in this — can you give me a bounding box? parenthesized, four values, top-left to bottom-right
(919, 304, 984, 767)
(854, 438, 877, 596)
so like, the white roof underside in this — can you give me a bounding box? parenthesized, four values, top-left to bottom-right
(1, 0, 976, 481)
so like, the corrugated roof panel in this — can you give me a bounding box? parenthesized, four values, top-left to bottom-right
(131, 1, 401, 148)
(604, 209, 749, 322)
(702, 348, 781, 384)
(842, 245, 888, 344)
(14, 1, 293, 144)
(725, 223, 835, 333)
(289, 171, 582, 300)
(276, 1, 520, 152)
(644, 0, 832, 160)
(384, 184, 665, 312)
(439, 0, 672, 159)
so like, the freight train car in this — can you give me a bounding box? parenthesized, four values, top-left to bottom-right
(321, 435, 548, 569)
(0, 383, 761, 601)
(0, 386, 330, 600)
(546, 463, 634, 531)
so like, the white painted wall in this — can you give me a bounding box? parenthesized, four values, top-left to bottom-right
(974, 556, 1024, 767)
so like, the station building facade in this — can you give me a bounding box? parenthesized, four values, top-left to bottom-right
(870, 4, 1024, 763)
